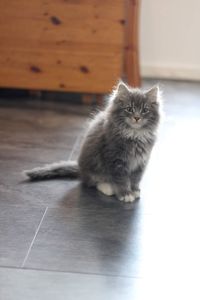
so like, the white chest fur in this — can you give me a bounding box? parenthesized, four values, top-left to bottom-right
(129, 130, 154, 171)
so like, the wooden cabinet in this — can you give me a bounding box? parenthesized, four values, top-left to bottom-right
(0, 0, 140, 94)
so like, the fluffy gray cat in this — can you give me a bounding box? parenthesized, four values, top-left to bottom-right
(24, 82, 161, 202)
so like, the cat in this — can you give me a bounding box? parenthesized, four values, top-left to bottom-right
(24, 81, 161, 202)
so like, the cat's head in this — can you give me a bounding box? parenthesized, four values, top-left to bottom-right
(110, 81, 161, 131)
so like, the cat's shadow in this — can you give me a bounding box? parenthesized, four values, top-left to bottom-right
(20, 177, 141, 273)
(60, 182, 139, 211)
(59, 183, 141, 274)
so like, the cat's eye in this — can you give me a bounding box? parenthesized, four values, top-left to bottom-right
(126, 107, 133, 113)
(142, 107, 149, 114)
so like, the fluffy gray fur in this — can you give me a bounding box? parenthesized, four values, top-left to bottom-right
(24, 82, 161, 202)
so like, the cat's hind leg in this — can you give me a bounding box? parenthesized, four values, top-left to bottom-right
(96, 182, 114, 196)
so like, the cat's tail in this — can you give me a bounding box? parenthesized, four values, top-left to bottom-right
(23, 161, 79, 180)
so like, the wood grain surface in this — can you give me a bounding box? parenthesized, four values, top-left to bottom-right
(0, 0, 126, 93)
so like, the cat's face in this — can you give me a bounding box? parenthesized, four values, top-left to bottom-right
(111, 82, 160, 130)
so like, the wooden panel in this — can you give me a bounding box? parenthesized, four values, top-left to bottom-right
(0, 0, 126, 93)
(0, 1, 125, 46)
(0, 48, 122, 93)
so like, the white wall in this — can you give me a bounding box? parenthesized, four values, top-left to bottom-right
(140, 0, 200, 80)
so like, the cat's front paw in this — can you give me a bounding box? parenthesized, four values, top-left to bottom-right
(118, 192, 136, 203)
(133, 189, 140, 199)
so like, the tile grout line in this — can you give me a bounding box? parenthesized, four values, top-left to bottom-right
(0, 265, 143, 280)
(21, 207, 48, 268)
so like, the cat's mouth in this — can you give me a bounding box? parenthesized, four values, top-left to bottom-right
(132, 123, 142, 129)
(130, 119, 143, 129)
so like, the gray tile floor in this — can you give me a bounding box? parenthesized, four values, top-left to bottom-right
(0, 79, 200, 299)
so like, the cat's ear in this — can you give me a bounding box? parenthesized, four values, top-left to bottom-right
(116, 81, 130, 99)
(145, 86, 159, 103)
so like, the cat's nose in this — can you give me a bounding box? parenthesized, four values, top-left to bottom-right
(134, 117, 141, 122)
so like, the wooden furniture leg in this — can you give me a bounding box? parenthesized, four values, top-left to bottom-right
(124, 0, 141, 87)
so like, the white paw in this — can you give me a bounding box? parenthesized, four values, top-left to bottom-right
(97, 183, 114, 196)
(133, 190, 140, 199)
(119, 193, 136, 203)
